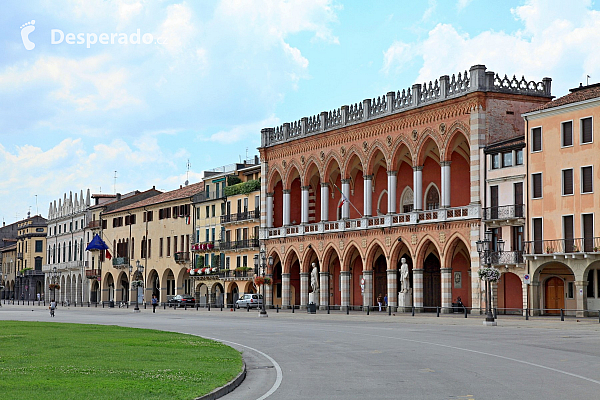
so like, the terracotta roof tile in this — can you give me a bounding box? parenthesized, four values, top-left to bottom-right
(106, 181, 205, 215)
(530, 83, 600, 112)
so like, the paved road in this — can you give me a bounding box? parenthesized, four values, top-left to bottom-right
(2, 304, 600, 399)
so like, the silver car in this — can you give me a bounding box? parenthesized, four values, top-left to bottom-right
(236, 293, 263, 309)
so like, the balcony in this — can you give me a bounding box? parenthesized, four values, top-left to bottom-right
(192, 242, 217, 252)
(217, 269, 254, 280)
(174, 252, 190, 263)
(265, 204, 479, 239)
(87, 220, 101, 229)
(220, 209, 260, 224)
(482, 205, 524, 223)
(112, 257, 129, 267)
(85, 269, 101, 279)
(219, 239, 259, 251)
(17, 252, 23, 260)
(524, 237, 600, 257)
(488, 251, 524, 266)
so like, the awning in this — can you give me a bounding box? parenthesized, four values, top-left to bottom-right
(86, 234, 109, 251)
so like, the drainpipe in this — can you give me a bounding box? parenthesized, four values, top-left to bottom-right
(524, 115, 530, 314)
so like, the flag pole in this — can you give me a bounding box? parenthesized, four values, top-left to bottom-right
(329, 181, 363, 218)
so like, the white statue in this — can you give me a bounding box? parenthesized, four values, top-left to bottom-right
(310, 263, 319, 292)
(400, 257, 410, 293)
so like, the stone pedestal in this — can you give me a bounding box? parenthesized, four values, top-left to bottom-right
(308, 290, 319, 314)
(398, 289, 412, 312)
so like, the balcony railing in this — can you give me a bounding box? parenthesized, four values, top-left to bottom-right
(220, 209, 260, 224)
(265, 204, 479, 239)
(487, 251, 524, 265)
(524, 237, 600, 255)
(112, 257, 129, 267)
(192, 242, 217, 252)
(87, 220, 101, 229)
(483, 205, 524, 221)
(174, 252, 190, 263)
(219, 239, 260, 251)
(217, 269, 254, 279)
(17, 252, 23, 260)
(85, 269, 101, 279)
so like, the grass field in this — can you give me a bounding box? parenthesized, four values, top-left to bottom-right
(0, 321, 243, 400)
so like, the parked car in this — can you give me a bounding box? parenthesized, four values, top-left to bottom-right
(168, 294, 196, 307)
(236, 293, 263, 309)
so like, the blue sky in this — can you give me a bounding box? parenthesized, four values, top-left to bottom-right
(1, 0, 599, 222)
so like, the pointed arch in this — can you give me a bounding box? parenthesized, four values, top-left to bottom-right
(424, 182, 440, 210)
(365, 240, 388, 271)
(416, 133, 442, 166)
(365, 142, 389, 175)
(284, 162, 302, 189)
(302, 157, 322, 186)
(268, 167, 283, 192)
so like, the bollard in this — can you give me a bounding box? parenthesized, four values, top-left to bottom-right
(598, 310, 600, 324)
(436, 306, 440, 317)
(464, 307, 468, 318)
(560, 309, 564, 321)
(525, 308, 529, 320)
(327, 305, 330, 315)
(276, 305, 279, 313)
(412, 306, 415, 316)
(208, 303, 211, 311)
(388, 306, 391, 316)
(493, 308, 497, 319)
(247, 304, 250, 312)
(347, 306, 349, 315)
(292, 305, 295, 313)
(221, 304, 223, 312)
(367, 306, 370, 315)
(185, 304, 187, 311)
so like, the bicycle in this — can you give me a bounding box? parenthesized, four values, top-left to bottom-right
(50, 307, 55, 317)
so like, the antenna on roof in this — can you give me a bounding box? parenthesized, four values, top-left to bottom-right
(185, 159, 191, 186)
(587, 75, 591, 85)
(114, 171, 118, 194)
(35, 194, 38, 215)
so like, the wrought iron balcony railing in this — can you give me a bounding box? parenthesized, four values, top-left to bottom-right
(87, 220, 101, 229)
(174, 252, 190, 263)
(524, 237, 600, 255)
(85, 269, 101, 279)
(220, 209, 260, 224)
(112, 257, 129, 267)
(482, 204, 524, 221)
(485, 251, 524, 265)
(218, 239, 259, 251)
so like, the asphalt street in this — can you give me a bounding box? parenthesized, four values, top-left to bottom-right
(2, 304, 600, 400)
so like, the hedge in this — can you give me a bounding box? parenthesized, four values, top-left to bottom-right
(224, 179, 260, 196)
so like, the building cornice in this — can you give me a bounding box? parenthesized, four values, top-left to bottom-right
(522, 97, 600, 120)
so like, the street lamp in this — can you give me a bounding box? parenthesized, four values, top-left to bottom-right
(50, 266, 61, 302)
(254, 249, 273, 318)
(476, 230, 504, 326)
(131, 260, 144, 312)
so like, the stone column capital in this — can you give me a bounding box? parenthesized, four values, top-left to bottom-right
(413, 165, 424, 172)
(340, 270, 351, 276)
(283, 189, 291, 194)
(364, 175, 373, 181)
(440, 268, 453, 273)
(341, 178, 351, 184)
(387, 170, 397, 176)
(266, 192, 274, 197)
(319, 271, 330, 277)
(301, 186, 310, 191)
(441, 161, 452, 167)
(300, 272, 309, 277)
(321, 182, 329, 187)
(362, 270, 373, 276)
(282, 273, 291, 278)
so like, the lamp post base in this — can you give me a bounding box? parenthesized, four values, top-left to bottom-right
(258, 310, 268, 318)
(133, 308, 141, 313)
(483, 320, 497, 326)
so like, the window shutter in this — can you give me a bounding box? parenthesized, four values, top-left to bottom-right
(532, 174, 542, 198)
(562, 121, 573, 146)
(582, 118, 593, 144)
(532, 127, 542, 151)
(563, 169, 573, 195)
(582, 166, 593, 193)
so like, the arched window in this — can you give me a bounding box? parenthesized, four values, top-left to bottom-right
(68, 241, 72, 262)
(425, 184, 440, 210)
(74, 241, 78, 261)
(400, 187, 414, 213)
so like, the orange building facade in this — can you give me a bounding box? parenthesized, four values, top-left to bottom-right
(259, 65, 552, 312)
(523, 84, 600, 316)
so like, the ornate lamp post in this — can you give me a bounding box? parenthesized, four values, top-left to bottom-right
(50, 266, 62, 302)
(254, 249, 273, 318)
(476, 230, 504, 326)
(131, 260, 144, 312)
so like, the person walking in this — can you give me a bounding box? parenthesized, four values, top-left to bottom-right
(377, 293, 383, 312)
(151, 295, 158, 313)
(49, 299, 56, 317)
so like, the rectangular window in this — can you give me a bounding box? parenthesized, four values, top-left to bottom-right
(502, 152, 513, 167)
(173, 236, 177, 256)
(102, 220, 107, 229)
(562, 169, 573, 195)
(587, 269, 595, 298)
(196, 207, 200, 219)
(516, 149, 523, 165)
(563, 215, 574, 253)
(167, 237, 172, 257)
(148, 239, 151, 259)
(243, 255, 247, 267)
(159, 238, 164, 257)
(147, 211, 153, 221)
(567, 281, 574, 299)
(212, 204, 216, 217)
(75, 221, 78, 230)
(491, 153, 499, 169)
(581, 117, 593, 144)
(532, 217, 543, 254)
(583, 213, 594, 252)
(205, 229, 209, 242)
(226, 257, 230, 269)
(582, 166, 593, 193)
(562, 121, 573, 147)
(532, 173, 542, 198)
(236, 256, 241, 269)
(211, 228, 215, 242)
(531, 127, 542, 152)
(35, 240, 43, 252)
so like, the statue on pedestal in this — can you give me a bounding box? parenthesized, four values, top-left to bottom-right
(310, 263, 319, 292)
(400, 257, 410, 293)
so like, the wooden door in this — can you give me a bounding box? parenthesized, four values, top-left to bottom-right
(545, 277, 564, 314)
(490, 185, 498, 219)
(423, 254, 441, 310)
(514, 182, 523, 217)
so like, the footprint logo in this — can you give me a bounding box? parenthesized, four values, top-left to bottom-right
(20, 20, 35, 50)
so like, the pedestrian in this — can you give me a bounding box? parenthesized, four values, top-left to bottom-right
(49, 299, 56, 317)
(384, 294, 388, 308)
(37, 293, 41, 302)
(377, 293, 383, 311)
(151, 295, 158, 313)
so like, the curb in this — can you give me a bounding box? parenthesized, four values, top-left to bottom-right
(194, 361, 246, 400)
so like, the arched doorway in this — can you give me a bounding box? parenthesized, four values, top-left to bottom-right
(373, 255, 387, 306)
(423, 253, 441, 311)
(91, 280, 99, 303)
(272, 261, 282, 307)
(290, 259, 300, 306)
(396, 252, 413, 294)
(497, 272, 522, 314)
(545, 277, 564, 315)
(212, 283, 224, 306)
(228, 282, 239, 306)
(196, 283, 208, 305)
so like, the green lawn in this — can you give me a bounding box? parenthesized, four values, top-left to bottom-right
(0, 321, 243, 400)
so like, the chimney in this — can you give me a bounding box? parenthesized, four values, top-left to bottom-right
(116, 193, 121, 201)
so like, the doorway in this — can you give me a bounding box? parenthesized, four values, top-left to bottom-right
(545, 277, 564, 315)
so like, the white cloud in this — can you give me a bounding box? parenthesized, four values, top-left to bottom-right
(457, 0, 472, 12)
(202, 115, 280, 144)
(382, 0, 600, 95)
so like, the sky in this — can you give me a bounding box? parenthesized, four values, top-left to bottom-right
(1, 0, 599, 223)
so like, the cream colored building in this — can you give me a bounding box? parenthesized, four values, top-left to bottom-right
(15, 215, 47, 300)
(1, 241, 17, 300)
(523, 83, 600, 316)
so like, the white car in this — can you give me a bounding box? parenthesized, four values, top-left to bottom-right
(236, 293, 263, 309)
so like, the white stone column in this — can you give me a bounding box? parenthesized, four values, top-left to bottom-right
(387, 269, 398, 309)
(266, 192, 274, 228)
(300, 272, 309, 309)
(282, 190, 291, 226)
(341, 179, 351, 219)
(282, 273, 291, 309)
(319, 271, 330, 310)
(441, 161, 451, 208)
(441, 268, 452, 313)
(413, 166, 423, 211)
(413, 269, 423, 311)
(363, 175, 373, 217)
(265, 274, 273, 307)
(320, 183, 329, 222)
(363, 270, 373, 309)
(387, 171, 397, 214)
(301, 186, 310, 224)
(575, 281, 588, 317)
(340, 271, 350, 310)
